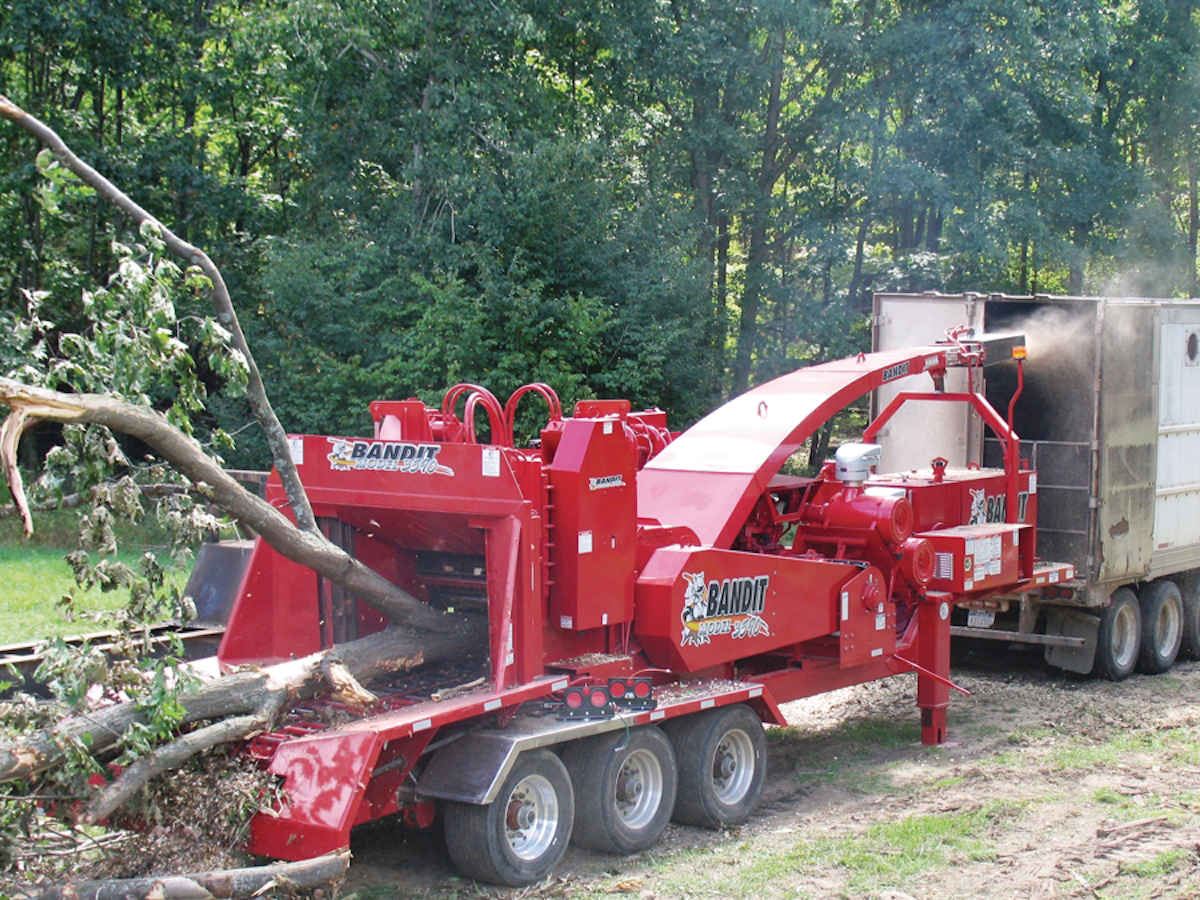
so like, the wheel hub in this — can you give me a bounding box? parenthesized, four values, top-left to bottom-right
(716, 750, 736, 780)
(508, 800, 536, 831)
(616, 769, 644, 803)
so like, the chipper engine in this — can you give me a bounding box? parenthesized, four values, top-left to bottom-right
(213, 330, 1072, 885)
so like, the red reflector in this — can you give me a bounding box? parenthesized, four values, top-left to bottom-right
(608, 679, 627, 698)
(633, 680, 651, 699)
(565, 690, 584, 709)
(589, 688, 609, 708)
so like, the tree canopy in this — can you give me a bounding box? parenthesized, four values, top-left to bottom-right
(4, 0, 1200, 461)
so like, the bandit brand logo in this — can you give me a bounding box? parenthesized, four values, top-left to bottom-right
(881, 361, 911, 382)
(968, 487, 1029, 525)
(679, 571, 771, 647)
(589, 474, 627, 490)
(326, 438, 455, 475)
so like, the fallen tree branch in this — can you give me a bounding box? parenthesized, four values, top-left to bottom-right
(0, 379, 448, 633)
(9, 849, 350, 900)
(0, 93, 317, 536)
(320, 656, 378, 707)
(0, 407, 35, 536)
(0, 621, 481, 787)
(83, 712, 277, 824)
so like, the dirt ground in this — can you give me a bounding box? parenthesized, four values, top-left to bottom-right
(343, 647, 1200, 900)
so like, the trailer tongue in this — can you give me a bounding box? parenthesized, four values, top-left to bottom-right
(214, 330, 1071, 885)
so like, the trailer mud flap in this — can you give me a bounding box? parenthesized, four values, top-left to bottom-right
(1044, 608, 1099, 674)
(417, 733, 520, 805)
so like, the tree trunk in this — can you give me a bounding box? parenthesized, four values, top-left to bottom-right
(1188, 144, 1198, 296)
(0, 621, 483, 801)
(11, 850, 349, 900)
(731, 212, 772, 395)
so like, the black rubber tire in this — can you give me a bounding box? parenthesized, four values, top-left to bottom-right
(662, 704, 766, 829)
(562, 726, 677, 855)
(1180, 575, 1200, 661)
(443, 749, 574, 886)
(1092, 587, 1142, 681)
(1136, 580, 1184, 674)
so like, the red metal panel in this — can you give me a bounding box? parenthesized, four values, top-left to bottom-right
(245, 677, 573, 858)
(838, 566, 897, 668)
(548, 418, 637, 631)
(290, 436, 531, 511)
(635, 547, 856, 673)
(252, 729, 379, 860)
(639, 347, 947, 547)
(219, 539, 323, 665)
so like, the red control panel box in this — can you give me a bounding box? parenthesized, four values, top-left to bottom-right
(918, 523, 1030, 593)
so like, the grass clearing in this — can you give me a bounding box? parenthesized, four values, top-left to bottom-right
(0, 543, 126, 643)
(780, 717, 924, 793)
(573, 802, 1020, 900)
(1044, 726, 1200, 771)
(0, 497, 194, 644)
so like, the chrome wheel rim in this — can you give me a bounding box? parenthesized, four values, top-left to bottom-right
(1113, 602, 1139, 670)
(1154, 597, 1182, 658)
(504, 774, 559, 860)
(711, 728, 755, 805)
(614, 748, 665, 830)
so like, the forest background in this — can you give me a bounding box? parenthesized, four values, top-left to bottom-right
(4, 0, 1200, 464)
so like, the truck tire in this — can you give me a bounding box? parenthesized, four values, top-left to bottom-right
(1180, 575, 1200, 661)
(1092, 588, 1141, 681)
(1137, 580, 1183, 674)
(663, 704, 766, 829)
(562, 726, 677, 855)
(443, 749, 574, 886)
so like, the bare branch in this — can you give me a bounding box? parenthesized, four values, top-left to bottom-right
(0, 408, 39, 536)
(82, 712, 276, 824)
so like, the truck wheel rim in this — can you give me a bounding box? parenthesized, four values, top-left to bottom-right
(1154, 600, 1182, 657)
(504, 774, 559, 860)
(711, 729, 755, 804)
(1113, 604, 1138, 669)
(614, 748, 664, 829)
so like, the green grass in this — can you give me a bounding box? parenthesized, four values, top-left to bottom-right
(779, 717, 925, 792)
(0, 543, 128, 643)
(1120, 849, 1195, 879)
(572, 802, 1018, 900)
(0, 502, 190, 644)
(837, 804, 1012, 890)
(1044, 726, 1200, 771)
